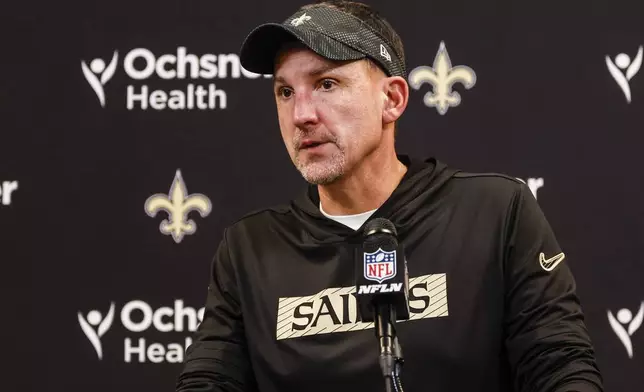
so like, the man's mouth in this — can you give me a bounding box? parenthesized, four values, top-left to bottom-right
(300, 140, 329, 150)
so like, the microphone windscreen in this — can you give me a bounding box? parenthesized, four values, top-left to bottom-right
(364, 217, 398, 237)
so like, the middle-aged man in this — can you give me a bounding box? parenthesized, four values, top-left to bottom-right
(176, 1, 603, 391)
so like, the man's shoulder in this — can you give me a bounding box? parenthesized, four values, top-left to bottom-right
(447, 170, 529, 204)
(225, 202, 293, 234)
(451, 170, 526, 188)
(439, 170, 537, 229)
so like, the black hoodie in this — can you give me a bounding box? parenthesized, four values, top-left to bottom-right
(175, 155, 603, 392)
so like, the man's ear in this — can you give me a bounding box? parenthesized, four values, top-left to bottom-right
(381, 76, 409, 125)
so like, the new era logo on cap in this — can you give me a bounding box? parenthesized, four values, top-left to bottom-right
(380, 44, 391, 62)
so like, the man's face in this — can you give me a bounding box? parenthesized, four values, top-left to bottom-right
(273, 46, 386, 185)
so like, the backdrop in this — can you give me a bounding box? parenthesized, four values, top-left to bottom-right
(3, 0, 643, 390)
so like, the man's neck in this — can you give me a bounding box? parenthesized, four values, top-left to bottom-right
(317, 150, 407, 216)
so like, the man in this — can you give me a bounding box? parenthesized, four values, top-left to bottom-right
(176, 1, 603, 391)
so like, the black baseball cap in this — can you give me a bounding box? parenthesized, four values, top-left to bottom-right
(239, 5, 406, 78)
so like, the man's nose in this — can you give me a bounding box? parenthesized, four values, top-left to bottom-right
(293, 92, 318, 128)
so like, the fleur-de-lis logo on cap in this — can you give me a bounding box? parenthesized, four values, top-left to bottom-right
(408, 41, 477, 115)
(144, 170, 212, 243)
(291, 13, 311, 27)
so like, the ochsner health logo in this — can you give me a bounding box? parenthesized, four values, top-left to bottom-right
(81, 51, 119, 107)
(606, 45, 642, 103)
(78, 303, 116, 359)
(78, 300, 204, 363)
(81, 47, 270, 111)
(608, 301, 643, 358)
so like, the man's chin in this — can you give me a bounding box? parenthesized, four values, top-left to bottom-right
(304, 175, 342, 185)
(297, 162, 344, 185)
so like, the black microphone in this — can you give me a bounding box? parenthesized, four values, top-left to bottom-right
(355, 218, 409, 392)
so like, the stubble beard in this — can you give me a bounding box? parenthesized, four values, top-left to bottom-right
(294, 145, 347, 185)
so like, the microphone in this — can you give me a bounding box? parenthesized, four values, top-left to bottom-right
(355, 218, 409, 392)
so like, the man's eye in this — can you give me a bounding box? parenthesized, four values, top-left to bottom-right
(278, 87, 293, 98)
(321, 80, 334, 90)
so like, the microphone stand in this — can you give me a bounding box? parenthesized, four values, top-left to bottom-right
(375, 303, 405, 392)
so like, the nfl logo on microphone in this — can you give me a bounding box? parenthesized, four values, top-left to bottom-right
(364, 248, 397, 283)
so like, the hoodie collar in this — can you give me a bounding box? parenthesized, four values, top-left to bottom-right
(289, 155, 457, 244)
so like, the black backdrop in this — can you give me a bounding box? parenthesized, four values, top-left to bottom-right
(3, 0, 644, 390)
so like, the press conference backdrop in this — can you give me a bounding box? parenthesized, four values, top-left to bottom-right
(3, 0, 643, 390)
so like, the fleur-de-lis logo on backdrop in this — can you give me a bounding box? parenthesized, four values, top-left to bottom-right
(408, 41, 477, 115)
(144, 170, 212, 243)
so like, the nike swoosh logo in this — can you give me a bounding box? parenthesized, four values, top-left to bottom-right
(539, 252, 565, 271)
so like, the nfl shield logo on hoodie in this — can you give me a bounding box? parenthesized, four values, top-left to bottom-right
(364, 248, 397, 283)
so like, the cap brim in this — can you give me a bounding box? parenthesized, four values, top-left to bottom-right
(239, 23, 366, 75)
